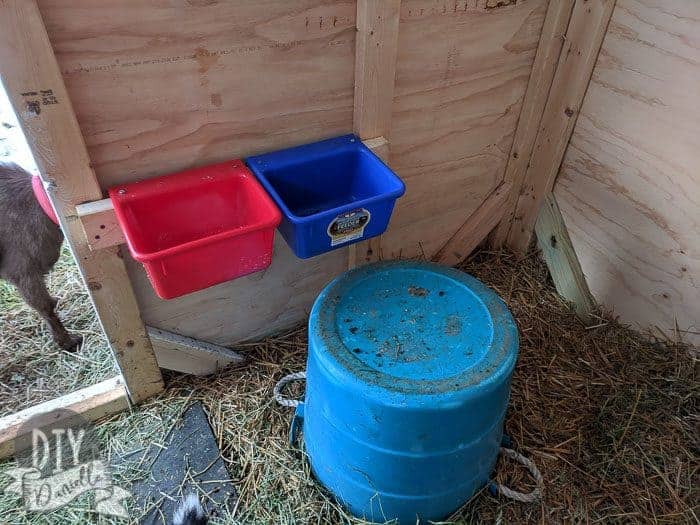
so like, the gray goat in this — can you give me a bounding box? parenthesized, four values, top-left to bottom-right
(0, 163, 82, 351)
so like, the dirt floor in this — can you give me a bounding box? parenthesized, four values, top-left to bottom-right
(0, 248, 697, 524)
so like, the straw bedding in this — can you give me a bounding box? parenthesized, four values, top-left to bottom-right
(0, 248, 697, 524)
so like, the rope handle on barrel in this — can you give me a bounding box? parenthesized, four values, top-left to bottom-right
(273, 371, 306, 407)
(489, 447, 544, 503)
(273, 372, 543, 503)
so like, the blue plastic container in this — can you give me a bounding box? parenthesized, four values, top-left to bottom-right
(246, 134, 405, 258)
(297, 261, 519, 523)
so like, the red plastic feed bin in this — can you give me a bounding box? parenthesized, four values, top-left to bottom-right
(109, 160, 281, 299)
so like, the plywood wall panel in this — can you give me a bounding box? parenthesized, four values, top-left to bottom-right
(383, 0, 548, 259)
(555, 0, 699, 344)
(35, 0, 550, 344)
(124, 236, 348, 345)
(38, 0, 357, 188)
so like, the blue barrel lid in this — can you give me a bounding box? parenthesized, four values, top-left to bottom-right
(309, 261, 518, 401)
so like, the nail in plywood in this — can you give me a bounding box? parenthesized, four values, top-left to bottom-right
(555, 0, 700, 344)
(506, 0, 617, 252)
(0, 0, 163, 402)
(490, 0, 575, 247)
(0, 377, 129, 459)
(535, 194, 596, 323)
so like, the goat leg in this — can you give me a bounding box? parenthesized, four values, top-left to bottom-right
(11, 273, 83, 352)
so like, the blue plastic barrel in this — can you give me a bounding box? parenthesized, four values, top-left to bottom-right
(298, 261, 518, 523)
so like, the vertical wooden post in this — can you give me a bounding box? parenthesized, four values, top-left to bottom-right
(0, 0, 163, 402)
(349, 0, 401, 268)
(504, 0, 617, 252)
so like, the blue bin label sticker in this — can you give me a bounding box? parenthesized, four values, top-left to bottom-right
(328, 208, 370, 246)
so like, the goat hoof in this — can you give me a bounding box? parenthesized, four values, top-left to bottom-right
(60, 333, 83, 352)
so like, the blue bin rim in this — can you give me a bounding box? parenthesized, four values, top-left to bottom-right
(308, 260, 519, 401)
(245, 134, 405, 224)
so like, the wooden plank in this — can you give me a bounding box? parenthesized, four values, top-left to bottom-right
(351, 0, 401, 269)
(76, 198, 124, 251)
(126, 235, 349, 346)
(353, 0, 401, 139)
(349, 136, 391, 268)
(555, 0, 700, 344)
(490, 0, 575, 247)
(0, 377, 129, 459)
(362, 136, 390, 162)
(0, 0, 163, 402)
(148, 327, 246, 376)
(535, 194, 596, 323)
(506, 0, 617, 252)
(432, 182, 511, 266)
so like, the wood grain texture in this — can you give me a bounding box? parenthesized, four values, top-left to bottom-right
(433, 181, 511, 266)
(0, 377, 129, 459)
(555, 0, 700, 344)
(351, 0, 400, 268)
(353, 0, 401, 139)
(125, 235, 349, 346)
(148, 327, 245, 376)
(490, 0, 575, 247)
(0, 0, 163, 402)
(535, 193, 596, 323)
(76, 198, 124, 250)
(383, 0, 548, 260)
(348, 137, 390, 268)
(38, 0, 358, 188)
(506, 0, 617, 252)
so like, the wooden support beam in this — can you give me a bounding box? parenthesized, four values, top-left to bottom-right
(348, 136, 390, 268)
(535, 194, 596, 324)
(148, 327, 246, 376)
(76, 198, 125, 251)
(353, 0, 401, 140)
(350, 0, 401, 269)
(506, 0, 617, 252)
(432, 182, 511, 266)
(0, 377, 129, 459)
(0, 0, 163, 402)
(490, 0, 575, 248)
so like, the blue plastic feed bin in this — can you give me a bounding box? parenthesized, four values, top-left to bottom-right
(298, 261, 519, 524)
(246, 135, 405, 258)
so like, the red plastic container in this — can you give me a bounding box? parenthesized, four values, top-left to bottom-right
(109, 160, 281, 299)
